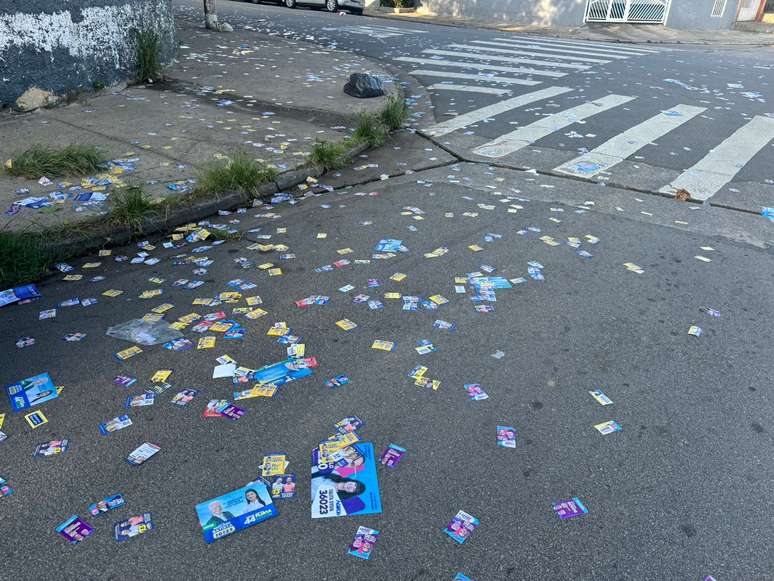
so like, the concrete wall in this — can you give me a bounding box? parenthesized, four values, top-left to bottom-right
(667, 0, 739, 28)
(0, 0, 176, 107)
(412, 0, 740, 29)
(417, 0, 588, 27)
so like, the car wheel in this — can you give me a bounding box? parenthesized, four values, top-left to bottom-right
(284, 0, 296, 8)
(325, 0, 338, 11)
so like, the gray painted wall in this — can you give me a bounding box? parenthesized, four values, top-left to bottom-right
(667, 0, 739, 28)
(413, 0, 740, 29)
(0, 0, 176, 107)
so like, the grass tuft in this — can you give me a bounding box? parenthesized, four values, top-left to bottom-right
(110, 185, 154, 232)
(353, 113, 388, 148)
(0, 232, 59, 288)
(309, 140, 349, 173)
(6, 145, 105, 179)
(135, 29, 162, 83)
(196, 151, 278, 197)
(380, 96, 409, 131)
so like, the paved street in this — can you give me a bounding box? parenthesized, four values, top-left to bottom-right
(175, 0, 774, 212)
(2, 3, 774, 580)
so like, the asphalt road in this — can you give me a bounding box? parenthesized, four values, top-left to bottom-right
(174, 0, 774, 212)
(3, 6, 774, 581)
(3, 134, 774, 579)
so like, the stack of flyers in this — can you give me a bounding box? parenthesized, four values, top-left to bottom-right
(114, 375, 137, 388)
(0, 477, 13, 498)
(496, 426, 517, 448)
(114, 513, 154, 541)
(444, 510, 479, 544)
(125, 442, 160, 466)
(552, 497, 588, 520)
(589, 389, 613, 406)
(380, 443, 406, 468)
(56, 515, 94, 544)
(348, 526, 380, 560)
(171, 389, 199, 406)
(269, 474, 297, 500)
(325, 375, 350, 388)
(260, 453, 288, 477)
(89, 493, 125, 516)
(334, 416, 364, 434)
(594, 420, 622, 435)
(99, 415, 133, 435)
(34, 440, 69, 457)
(465, 384, 489, 401)
(126, 393, 155, 408)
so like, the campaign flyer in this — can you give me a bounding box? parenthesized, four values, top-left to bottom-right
(465, 384, 489, 401)
(171, 389, 199, 406)
(496, 426, 517, 448)
(594, 420, 622, 435)
(203, 399, 229, 418)
(335, 416, 364, 435)
(56, 515, 94, 544)
(311, 442, 382, 519)
(589, 389, 613, 406)
(33, 439, 69, 457)
(269, 474, 297, 500)
(195, 481, 277, 544)
(444, 510, 479, 544)
(552, 497, 588, 520)
(348, 526, 380, 560)
(99, 415, 133, 435)
(89, 493, 125, 516)
(454, 574, 474, 581)
(125, 442, 160, 466)
(114, 513, 154, 541)
(380, 443, 406, 468)
(126, 393, 155, 408)
(220, 404, 245, 421)
(5, 373, 58, 412)
(1, 477, 14, 498)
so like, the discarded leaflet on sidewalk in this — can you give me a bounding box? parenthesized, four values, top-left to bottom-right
(5, 372, 58, 412)
(348, 526, 380, 560)
(115, 513, 154, 541)
(311, 442, 382, 519)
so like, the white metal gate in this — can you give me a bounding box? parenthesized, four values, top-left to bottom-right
(584, 0, 671, 23)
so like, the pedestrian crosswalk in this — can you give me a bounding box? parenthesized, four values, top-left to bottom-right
(400, 36, 772, 201)
(322, 24, 428, 38)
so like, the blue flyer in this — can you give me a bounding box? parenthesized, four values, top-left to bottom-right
(311, 442, 382, 519)
(5, 373, 57, 412)
(196, 482, 277, 543)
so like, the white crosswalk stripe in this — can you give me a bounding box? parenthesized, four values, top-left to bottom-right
(428, 83, 512, 96)
(470, 40, 632, 63)
(448, 43, 612, 64)
(659, 115, 774, 201)
(321, 25, 428, 38)
(422, 49, 590, 70)
(555, 104, 706, 178)
(494, 36, 661, 55)
(472, 94, 636, 158)
(425, 86, 574, 137)
(395, 57, 567, 78)
(409, 70, 541, 86)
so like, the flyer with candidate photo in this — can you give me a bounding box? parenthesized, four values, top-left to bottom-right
(195, 481, 277, 543)
(5, 373, 58, 412)
(311, 442, 382, 519)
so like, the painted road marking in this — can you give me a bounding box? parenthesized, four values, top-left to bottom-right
(496, 36, 661, 55)
(425, 86, 573, 137)
(422, 49, 590, 70)
(395, 57, 567, 78)
(473, 94, 636, 158)
(659, 115, 774, 201)
(555, 104, 706, 178)
(409, 70, 541, 86)
(428, 83, 512, 96)
(448, 43, 612, 64)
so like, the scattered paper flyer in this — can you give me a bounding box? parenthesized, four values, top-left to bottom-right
(114, 513, 154, 541)
(5, 372, 58, 412)
(56, 515, 94, 544)
(444, 510, 479, 544)
(594, 420, 622, 435)
(126, 442, 160, 466)
(348, 526, 380, 560)
(553, 497, 588, 520)
(380, 443, 406, 468)
(496, 425, 517, 448)
(195, 481, 277, 543)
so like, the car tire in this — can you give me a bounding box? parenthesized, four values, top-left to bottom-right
(284, 0, 296, 8)
(325, 0, 338, 11)
(351, 7, 363, 13)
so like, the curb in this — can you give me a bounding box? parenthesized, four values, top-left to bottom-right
(363, 11, 774, 46)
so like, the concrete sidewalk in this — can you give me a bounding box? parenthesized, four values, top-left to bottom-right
(365, 8, 774, 46)
(0, 17, 397, 237)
